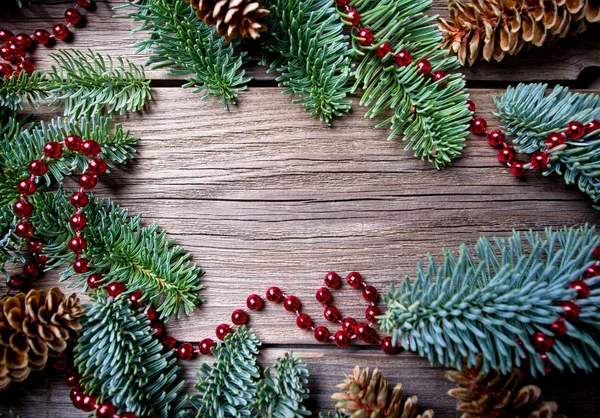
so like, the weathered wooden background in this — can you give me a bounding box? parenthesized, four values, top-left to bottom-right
(2, 1, 600, 416)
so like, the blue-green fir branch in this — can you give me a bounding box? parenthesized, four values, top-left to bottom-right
(343, 0, 471, 168)
(494, 83, 600, 208)
(117, 0, 250, 108)
(380, 225, 600, 377)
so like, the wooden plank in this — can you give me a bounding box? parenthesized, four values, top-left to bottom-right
(1, 0, 599, 82)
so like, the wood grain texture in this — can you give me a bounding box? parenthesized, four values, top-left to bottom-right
(2, 1, 600, 417)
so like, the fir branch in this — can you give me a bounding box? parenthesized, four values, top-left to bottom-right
(74, 293, 185, 418)
(262, 0, 353, 125)
(0, 206, 22, 281)
(380, 225, 600, 376)
(46, 49, 152, 119)
(29, 189, 203, 319)
(343, 0, 471, 168)
(0, 71, 47, 111)
(117, 0, 250, 108)
(494, 83, 600, 207)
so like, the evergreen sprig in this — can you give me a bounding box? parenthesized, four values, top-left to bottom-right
(343, 0, 471, 168)
(188, 326, 311, 418)
(262, 0, 353, 125)
(74, 293, 185, 418)
(380, 225, 600, 376)
(0, 70, 47, 111)
(494, 83, 600, 208)
(27, 189, 203, 319)
(118, 0, 250, 108)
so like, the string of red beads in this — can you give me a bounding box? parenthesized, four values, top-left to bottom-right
(469, 100, 600, 177)
(0, 0, 94, 78)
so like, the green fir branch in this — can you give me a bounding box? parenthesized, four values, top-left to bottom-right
(74, 293, 185, 418)
(262, 0, 353, 125)
(28, 189, 203, 319)
(117, 0, 250, 108)
(494, 83, 600, 207)
(343, 0, 471, 168)
(0, 71, 47, 111)
(380, 225, 600, 376)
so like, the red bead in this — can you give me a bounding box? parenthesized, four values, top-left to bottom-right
(65, 8, 82, 25)
(76, 0, 92, 8)
(347, 272, 363, 288)
(566, 121, 585, 140)
(509, 161, 527, 177)
(177, 342, 194, 360)
(53, 24, 70, 41)
(34, 254, 49, 266)
(68, 236, 87, 253)
(70, 388, 85, 409)
(65, 134, 83, 151)
(70, 192, 89, 208)
(497, 146, 516, 164)
(345, 9, 361, 26)
(0, 63, 13, 78)
(15, 59, 31, 74)
(199, 338, 216, 355)
(593, 246, 600, 260)
(7, 42, 25, 59)
(365, 305, 381, 322)
(470, 118, 487, 136)
(73, 258, 89, 274)
(559, 301, 580, 321)
(585, 119, 600, 134)
(266, 286, 283, 302)
(162, 336, 176, 350)
(81, 140, 101, 157)
(487, 130, 505, 147)
(87, 273, 103, 289)
(0, 29, 13, 43)
(216, 323, 233, 340)
(530, 151, 550, 169)
(545, 132, 566, 148)
(246, 294, 264, 310)
(95, 403, 117, 418)
(334, 330, 351, 348)
(128, 291, 144, 308)
(80, 395, 97, 412)
(315, 287, 332, 304)
(381, 336, 396, 354)
(22, 261, 41, 278)
(296, 313, 313, 330)
(431, 70, 447, 86)
(342, 317, 357, 336)
(65, 372, 79, 388)
(14, 199, 33, 217)
(324, 271, 342, 288)
(550, 318, 567, 337)
(356, 28, 373, 46)
(334, 0, 348, 5)
(79, 173, 97, 190)
(466, 99, 476, 112)
(70, 213, 88, 231)
(376, 42, 392, 58)
(150, 322, 165, 339)
(583, 263, 600, 278)
(284, 295, 301, 312)
(355, 322, 376, 343)
(531, 331, 553, 352)
(107, 282, 125, 297)
(7, 275, 23, 290)
(119, 414, 137, 418)
(13, 33, 32, 49)
(17, 178, 37, 195)
(145, 305, 157, 322)
(231, 309, 248, 325)
(323, 305, 341, 322)
(28, 159, 48, 176)
(15, 220, 34, 237)
(362, 285, 378, 302)
(44, 142, 63, 158)
(33, 29, 51, 45)
(416, 58, 431, 75)
(26, 237, 41, 252)
(88, 158, 108, 175)
(0, 46, 13, 61)
(314, 326, 330, 343)
(541, 353, 553, 375)
(569, 280, 591, 298)
(394, 49, 411, 66)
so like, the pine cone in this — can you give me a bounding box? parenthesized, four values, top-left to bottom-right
(439, 0, 600, 66)
(187, 0, 270, 42)
(445, 355, 565, 418)
(0, 287, 83, 390)
(332, 366, 435, 418)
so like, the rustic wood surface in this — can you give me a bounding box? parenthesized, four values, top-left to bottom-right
(2, 0, 600, 417)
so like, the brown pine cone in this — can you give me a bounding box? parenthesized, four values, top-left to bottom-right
(0, 287, 83, 390)
(439, 0, 600, 66)
(332, 366, 435, 418)
(445, 355, 565, 418)
(187, 0, 270, 42)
